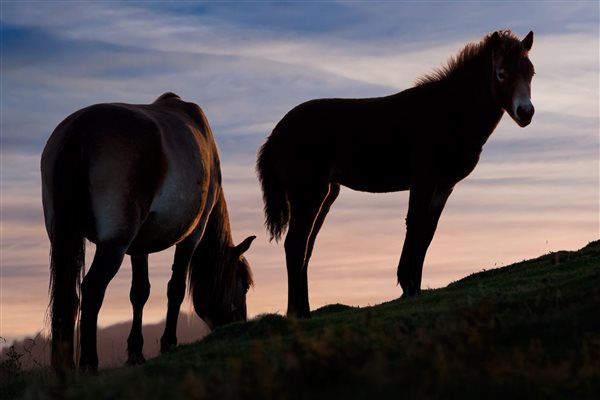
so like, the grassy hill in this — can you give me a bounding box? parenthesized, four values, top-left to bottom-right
(3, 240, 599, 399)
(1, 312, 210, 370)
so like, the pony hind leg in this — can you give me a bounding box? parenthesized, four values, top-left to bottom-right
(48, 235, 85, 371)
(79, 242, 127, 372)
(126, 254, 150, 365)
(301, 183, 340, 309)
(285, 184, 332, 318)
(303, 183, 340, 268)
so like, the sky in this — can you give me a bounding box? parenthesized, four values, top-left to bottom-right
(1, 1, 598, 348)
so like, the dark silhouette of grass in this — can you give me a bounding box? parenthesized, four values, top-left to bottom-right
(5, 240, 599, 399)
(1, 312, 210, 370)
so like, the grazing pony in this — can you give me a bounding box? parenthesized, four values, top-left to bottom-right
(257, 30, 535, 317)
(41, 92, 255, 371)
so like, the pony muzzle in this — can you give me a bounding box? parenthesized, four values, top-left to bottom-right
(511, 100, 534, 127)
(516, 103, 534, 127)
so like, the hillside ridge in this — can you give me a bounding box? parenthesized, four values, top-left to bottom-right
(3, 239, 599, 399)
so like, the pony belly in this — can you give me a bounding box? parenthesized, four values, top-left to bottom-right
(87, 196, 201, 255)
(123, 169, 210, 254)
(332, 164, 411, 193)
(339, 179, 410, 193)
(126, 212, 202, 255)
(126, 236, 177, 256)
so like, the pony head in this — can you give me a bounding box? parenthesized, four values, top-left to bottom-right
(191, 235, 255, 329)
(490, 30, 535, 127)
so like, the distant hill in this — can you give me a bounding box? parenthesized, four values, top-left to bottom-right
(1, 312, 209, 369)
(4, 240, 599, 399)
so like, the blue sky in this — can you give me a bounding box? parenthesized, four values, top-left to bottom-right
(1, 1, 598, 350)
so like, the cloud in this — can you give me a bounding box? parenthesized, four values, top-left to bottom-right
(1, 1, 598, 342)
(6, 2, 596, 96)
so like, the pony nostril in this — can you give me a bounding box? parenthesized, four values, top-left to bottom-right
(517, 104, 534, 121)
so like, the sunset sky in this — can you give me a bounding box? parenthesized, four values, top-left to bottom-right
(1, 1, 598, 348)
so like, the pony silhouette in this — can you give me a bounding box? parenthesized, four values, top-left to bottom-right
(257, 30, 535, 317)
(42, 92, 255, 371)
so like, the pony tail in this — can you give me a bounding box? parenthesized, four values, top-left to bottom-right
(46, 138, 87, 368)
(256, 136, 289, 242)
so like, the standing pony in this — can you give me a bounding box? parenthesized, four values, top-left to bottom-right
(42, 92, 255, 371)
(257, 30, 535, 317)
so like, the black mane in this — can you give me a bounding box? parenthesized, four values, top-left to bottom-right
(416, 30, 525, 86)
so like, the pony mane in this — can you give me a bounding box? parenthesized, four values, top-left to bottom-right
(416, 30, 524, 86)
(206, 192, 239, 289)
(188, 188, 253, 308)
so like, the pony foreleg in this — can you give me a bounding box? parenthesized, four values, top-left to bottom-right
(79, 243, 127, 372)
(159, 259, 187, 352)
(397, 228, 423, 297)
(126, 254, 150, 365)
(414, 188, 452, 289)
(160, 229, 203, 353)
(397, 185, 452, 297)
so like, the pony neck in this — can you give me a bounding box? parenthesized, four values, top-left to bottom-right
(446, 45, 495, 99)
(441, 44, 504, 141)
(204, 187, 234, 256)
(188, 186, 237, 321)
(189, 186, 234, 295)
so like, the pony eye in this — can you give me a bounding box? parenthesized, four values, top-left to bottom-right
(497, 69, 507, 82)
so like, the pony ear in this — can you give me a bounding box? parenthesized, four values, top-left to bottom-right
(234, 235, 256, 256)
(491, 31, 502, 51)
(522, 31, 534, 51)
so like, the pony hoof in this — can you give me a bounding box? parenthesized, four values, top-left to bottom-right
(160, 341, 176, 354)
(400, 288, 419, 299)
(126, 354, 146, 366)
(79, 364, 99, 375)
(286, 308, 311, 319)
